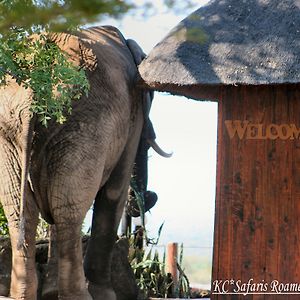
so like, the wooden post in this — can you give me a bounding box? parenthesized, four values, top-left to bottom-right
(166, 242, 178, 285)
(212, 85, 300, 299)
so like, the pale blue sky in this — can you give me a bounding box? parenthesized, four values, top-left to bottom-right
(146, 95, 217, 247)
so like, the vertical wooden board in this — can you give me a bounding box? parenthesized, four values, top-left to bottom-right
(273, 86, 290, 288)
(246, 86, 267, 299)
(212, 84, 300, 300)
(212, 87, 233, 286)
(211, 95, 223, 289)
(286, 86, 300, 299)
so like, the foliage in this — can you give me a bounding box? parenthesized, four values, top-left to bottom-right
(129, 244, 172, 299)
(128, 226, 191, 299)
(128, 179, 189, 298)
(163, 0, 198, 14)
(0, 203, 8, 236)
(0, 0, 131, 33)
(175, 243, 191, 298)
(0, 28, 90, 125)
(36, 216, 49, 240)
(0, 0, 198, 32)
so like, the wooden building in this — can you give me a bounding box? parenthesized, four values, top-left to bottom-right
(139, 0, 300, 299)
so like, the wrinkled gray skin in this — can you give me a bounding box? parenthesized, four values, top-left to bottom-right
(0, 26, 149, 300)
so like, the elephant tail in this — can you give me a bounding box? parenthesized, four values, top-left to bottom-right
(17, 114, 35, 250)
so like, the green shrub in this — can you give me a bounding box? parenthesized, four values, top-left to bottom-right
(0, 203, 9, 236)
(128, 229, 191, 299)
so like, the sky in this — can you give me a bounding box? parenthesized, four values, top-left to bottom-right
(85, 0, 217, 250)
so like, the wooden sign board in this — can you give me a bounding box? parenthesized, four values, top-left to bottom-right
(212, 84, 300, 299)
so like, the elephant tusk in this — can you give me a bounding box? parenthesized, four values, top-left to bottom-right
(147, 139, 173, 158)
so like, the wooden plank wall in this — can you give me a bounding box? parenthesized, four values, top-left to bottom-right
(212, 84, 300, 300)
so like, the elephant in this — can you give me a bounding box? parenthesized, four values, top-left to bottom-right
(126, 105, 171, 219)
(0, 26, 155, 300)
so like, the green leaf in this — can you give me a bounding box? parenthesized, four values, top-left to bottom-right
(0, 29, 90, 126)
(0, 203, 9, 236)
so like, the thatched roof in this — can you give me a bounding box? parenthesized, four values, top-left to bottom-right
(139, 0, 300, 99)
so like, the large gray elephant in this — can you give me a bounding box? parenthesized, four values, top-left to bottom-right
(0, 26, 152, 300)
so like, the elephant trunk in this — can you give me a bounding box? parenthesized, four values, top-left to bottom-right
(17, 114, 35, 250)
(147, 138, 173, 158)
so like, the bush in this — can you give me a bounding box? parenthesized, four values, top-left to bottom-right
(0, 203, 9, 236)
(128, 229, 191, 299)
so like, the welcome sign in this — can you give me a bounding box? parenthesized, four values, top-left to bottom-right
(225, 120, 300, 140)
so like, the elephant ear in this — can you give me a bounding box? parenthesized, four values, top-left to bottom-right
(126, 39, 146, 65)
(50, 32, 97, 71)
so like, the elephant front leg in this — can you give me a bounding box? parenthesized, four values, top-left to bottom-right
(9, 226, 38, 300)
(0, 146, 40, 299)
(55, 223, 92, 300)
(2, 195, 39, 300)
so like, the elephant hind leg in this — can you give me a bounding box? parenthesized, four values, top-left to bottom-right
(47, 154, 105, 299)
(88, 283, 116, 300)
(53, 222, 92, 300)
(84, 188, 124, 300)
(84, 132, 143, 300)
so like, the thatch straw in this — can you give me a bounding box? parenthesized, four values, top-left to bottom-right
(139, 0, 300, 98)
